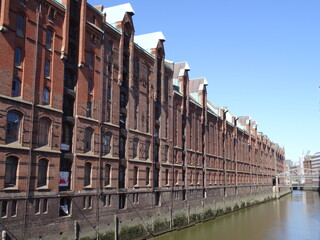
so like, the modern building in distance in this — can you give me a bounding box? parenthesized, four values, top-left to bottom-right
(0, 1, 286, 239)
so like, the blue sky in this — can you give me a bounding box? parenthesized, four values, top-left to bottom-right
(89, 0, 320, 162)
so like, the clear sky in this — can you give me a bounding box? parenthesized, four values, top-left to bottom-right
(88, 0, 320, 162)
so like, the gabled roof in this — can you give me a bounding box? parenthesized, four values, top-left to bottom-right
(189, 78, 208, 93)
(103, 3, 135, 26)
(173, 62, 190, 79)
(135, 32, 166, 54)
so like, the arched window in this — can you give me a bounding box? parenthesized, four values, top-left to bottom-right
(46, 29, 52, 49)
(133, 166, 138, 186)
(103, 133, 112, 155)
(43, 88, 50, 105)
(12, 77, 21, 97)
(38, 118, 51, 147)
(84, 128, 93, 152)
(132, 138, 138, 158)
(105, 164, 111, 186)
(14, 48, 22, 67)
(6, 111, 22, 144)
(5, 156, 18, 188)
(37, 159, 48, 187)
(146, 167, 150, 186)
(84, 162, 92, 187)
(145, 141, 150, 160)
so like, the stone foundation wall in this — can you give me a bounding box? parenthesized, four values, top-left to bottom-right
(4, 186, 291, 240)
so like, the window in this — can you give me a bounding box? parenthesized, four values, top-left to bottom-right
(14, 48, 22, 67)
(146, 167, 150, 186)
(49, 8, 55, 22)
(119, 166, 125, 188)
(37, 159, 48, 188)
(165, 169, 169, 185)
(64, 70, 75, 89)
(62, 122, 73, 151)
(164, 145, 169, 162)
(6, 112, 21, 144)
(88, 53, 93, 70)
(46, 29, 52, 49)
(43, 199, 48, 213)
(5, 156, 18, 188)
(132, 138, 138, 158)
(11, 200, 17, 217)
(196, 172, 199, 184)
(59, 159, 72, 191)
(103, 133, 111, 155)
(84, 128, 93, 152)
(145, 141, 150, 160)
(119, 194, 126, 209)
(84, 162, 92, 187)
(35, 199, 40, 214)
(119, 137, 126, 159)
(175, 170, 178, 184)
(12, 77, 21, 97)
(105, 164, 111, 186)
(43, 87, 50, 105)
(1, 201, 8, 218)
(88, 78, 93, 95)
(59, 197, 71, 217)
(108, 41, 113, 57)
(133, 166, 138, 186)
(38, 118, 50, 147)
(86, 101, 92, 118)
(190, 172, 193, 184)
(63, 95, 74, 116)
(16, 15, 24, 37)
(45, 60, 50, 78)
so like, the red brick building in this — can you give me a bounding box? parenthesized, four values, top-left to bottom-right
(0, 1, 285, 239)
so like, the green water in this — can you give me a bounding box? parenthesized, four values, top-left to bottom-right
(153, 191, 320, 240)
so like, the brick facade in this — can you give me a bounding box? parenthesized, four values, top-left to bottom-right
(0, 1, 285, 239)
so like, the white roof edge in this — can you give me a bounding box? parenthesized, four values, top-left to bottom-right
(103, 3, 135, 25)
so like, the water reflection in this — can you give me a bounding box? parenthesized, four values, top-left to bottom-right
(154, 191, 320, 240)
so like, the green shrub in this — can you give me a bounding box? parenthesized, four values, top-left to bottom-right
(153, 219, 170, 233)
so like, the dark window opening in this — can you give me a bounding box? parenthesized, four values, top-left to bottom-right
(119, 166, 125, 189)
(84, 162, 92, 187)
(59, 159, 72, 191)
(5, 156, 18, 188)
(12, 77, 21, 97)
(1, 201, 8, 217)
(119, 194, 126, 209)
(63, 95, 74, 117)
(37, 159, 48, 188)
(59, 197, 71, 217)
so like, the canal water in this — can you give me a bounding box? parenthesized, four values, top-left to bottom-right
(153, 191, 320, 240)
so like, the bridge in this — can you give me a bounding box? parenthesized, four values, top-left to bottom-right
(276, 168, 320, 191)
